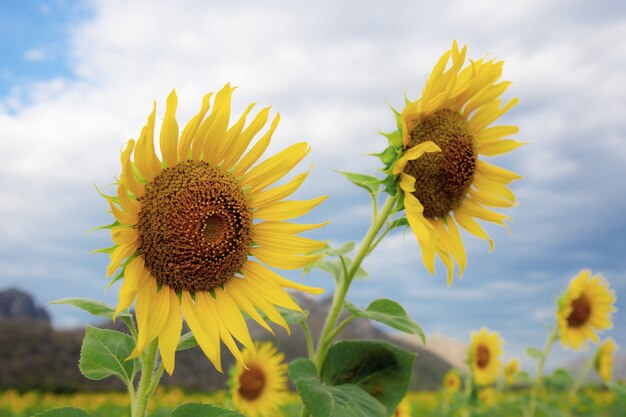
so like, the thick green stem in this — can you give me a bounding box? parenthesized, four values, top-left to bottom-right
(300, 321, 316, 361)
(314, 196, 396, 370)
(528, 329, 558, 417)
(133, 340, 159, 417)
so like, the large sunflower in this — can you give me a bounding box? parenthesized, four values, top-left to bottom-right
(557, 269, 616, 350)
(470, 328, 503, 386)
(231, 341, 288, 417)
(103, 85, 326, 375)
(595, 338, 616, 382)
(387, 41, 523, 285)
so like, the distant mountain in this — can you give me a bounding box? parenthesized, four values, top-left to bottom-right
(0, 288, 50, 322)
(0, 289, 455, 392)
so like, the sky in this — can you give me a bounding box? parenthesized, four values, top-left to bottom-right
(0, 0, 625, 372)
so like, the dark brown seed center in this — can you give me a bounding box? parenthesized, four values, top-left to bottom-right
(567, 294, 592, 328)
(238, 366, 266, 401)
(404, 109, 476, 219)
(476, 345, 490, 369)
(136, 161, 252, 292)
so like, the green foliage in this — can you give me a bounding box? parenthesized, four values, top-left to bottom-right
(328, 241, 355, 256)
(526, 346, 542, 360)
(288, 358, 388, 417)
(50, 298, 134, 330)
(320, 340, 416, 415)
(170, 403, 245, 417)
(544, 369, 573, 391)
(344, 298, 425, 343)
(79, 326, 139, 384)
(336, 171, 380, 194)
(33, 408, 90, 417)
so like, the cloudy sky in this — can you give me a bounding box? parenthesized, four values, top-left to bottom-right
(1, 0, 625, 371)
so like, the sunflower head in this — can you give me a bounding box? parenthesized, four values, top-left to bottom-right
(594, 338, 616, 383)
(100, 85, 327, 375)
(470, 328, 504, 386)
(379, 41, 523, 286)
(231, 342, 288, 417)
(443, 369, 461, 393)
(504, 358, 519, 385)
(557, 269, 616, 350)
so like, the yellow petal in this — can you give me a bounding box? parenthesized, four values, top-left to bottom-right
(476, 160, 522, 184)
(229, 279, 290, 333)
(474, 125, 519, 144)
(478, 139, 526, 156)
(120, 140, 145, 198)
(463, 81, 512, 115)
(111, 226, 138, 246)
(254, 196, 327, 221)
(181, 291, 222, 372)
(393, 141, 442, 174)
(253, 221, 329, 235)
(222, 107, 271, 170)
(202, 84, 236, 165)
(225, 282, 275, 334)
(159, 90, 180, 168)
(446, 217, 467, 276)
(472, 174, 516, 202)
(134, 103, 162, 182)
(241, 262, 304, 311)
(403, 193, 436, 274)
(461, 198, 511, 228)
(219, 102, 255, 166)
(178, 92, 213, 162)
(251, 247, 319, 270)
(433, 220, 465, 281)
(108, 200, 138, 227)
(469, 98, 519, 132)
(114, 257, 149, 319)
(233, 113, 280, 178)
(214, 288, 255, 352)
(106, 243, 137, 277)
(241, 142, 310, 191)
(198, 292, 244, 364)
(253, 230, 326, 255)
(128, 277, 156, 358)
(158, 289, 182, 375)
(454, 210, 494, 251)
(117, 183, 141, 214)
(249, 169, 310, 208)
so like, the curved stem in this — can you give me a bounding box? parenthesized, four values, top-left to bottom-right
(133, 340, 159, 417)
(314, 196, 396, 370)
(300, 320, 316, 361)
(528, 328, 558, 417)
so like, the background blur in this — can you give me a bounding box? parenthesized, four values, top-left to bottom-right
(1, 0, 625, 374)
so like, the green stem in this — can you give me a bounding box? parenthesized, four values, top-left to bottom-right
(301, 321, 316, 361)
(133, 340, 159, 417)
(314, 196, 396, 370)
(327, 316, 355, 342)
(528, 329, 558, 417)
(568, 356, 594, 404)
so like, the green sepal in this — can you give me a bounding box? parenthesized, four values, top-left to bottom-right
(79, 326, 139, 384)
(92, 183, 117, 202)
(171, 403, 245, 417)
(289, 358, 388, 417)
(380, 129, 402, 148)
(33, 407, 91, 417)
(344, 299, 425, 343)
(320, 340, 416, 416)
(88, 221, 119, 233)
(89, 244, 117, 255)
(371, 145, 399, 168)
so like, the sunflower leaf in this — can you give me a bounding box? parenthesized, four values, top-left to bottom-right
(79, 326, 139, 384)
(171, 403, 245, 417)
(328, 241, 355, 256)
(289, 358, 388, 417)
(344, 299, 425, 343)
(526, 347, 542, 360)
(336, 171, 380, 194)
(50, 298, 132, 320)
(320, 340, 416, 416)
(33, 407, 91, 417)
(177, 331, 198, 351)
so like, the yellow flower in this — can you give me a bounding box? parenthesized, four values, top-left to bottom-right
(504, 358, 519, 385)
(470, 328, 504, 386)
(388, 41, 523, 285)
(557, 269, 616, 350)
(231, 342, 288, 417)
(595, 338, 616, 382)
(478, 387, 496, 406)
(443, 369, 461, 393)
(102, 85, 326, 374)
(391, 397, 412, 417)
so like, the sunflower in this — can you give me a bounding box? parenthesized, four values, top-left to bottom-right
(504, 358, 519, 385)
(595, 338, 616, 382)
(470, 328, 503, 386)
(231, 341, 287, 417)
(383, 41, 523, 285)
(478, 387, 496, 406)
(392, 397, 412, 417)
(102, 85, 326, 375)
(557, 269, 616, 350)
(443, 369, 461, 393)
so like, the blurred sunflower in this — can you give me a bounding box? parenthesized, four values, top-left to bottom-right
(231, 342, 288, 417)
(478, 387, 496, 406)
(443, 369, 461, 393)
(383, 41, 523, 285)
(470, 328, 504, 386)
(557, 270, 616, 350)
(391, 397, 412, 417)
(101, 85, 326, 374)
(504, 358, 519, 385)
(595, 338, 616, 382)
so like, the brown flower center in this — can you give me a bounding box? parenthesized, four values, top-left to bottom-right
(238, 366, 266, 401)
(136, 161, 252, 292)
(567, 294, 592, 328)
(404, 109, 476, 218)
(475, 345, 490, 369)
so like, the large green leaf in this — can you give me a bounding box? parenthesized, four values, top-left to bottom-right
(33, 407, 90, 416)
(320, 340, 415, 415)
(344, 299, 425, 343)
(50, 298, 131, 320)
(171, 403, 245, 417)
(289, 358, 387, 417)
(336, 171, 380, 194)
(79, 326, 138, 384)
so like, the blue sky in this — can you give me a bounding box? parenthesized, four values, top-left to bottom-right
(1, 0, 625, 372)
